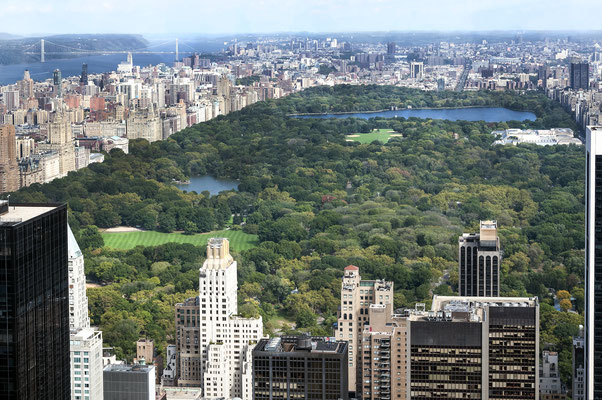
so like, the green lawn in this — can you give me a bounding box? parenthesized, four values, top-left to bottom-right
(102, 230, 259, 251)
(345, 128, 402, 143)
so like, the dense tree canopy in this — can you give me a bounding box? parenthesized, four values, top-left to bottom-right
(12, 86, 583, 383)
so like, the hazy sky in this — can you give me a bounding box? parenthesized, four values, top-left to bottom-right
(2, 0, 602, 36)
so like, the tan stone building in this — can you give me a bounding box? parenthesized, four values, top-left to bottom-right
(0, 125, 20, 193)
(337, 265, 394, 396)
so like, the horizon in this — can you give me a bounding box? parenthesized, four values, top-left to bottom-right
(2, 0, 602, 36)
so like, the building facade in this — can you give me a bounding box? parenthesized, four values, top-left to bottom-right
(252, 336, 349, 400)
(103, 364, 155, 400)
(360, 303, 408, 400)
(408, 296, 539, 400)
(573, 333, 585, 400)
(459, 220, 501, 297)
(70, 328, 104, 400)
(0, 124, 19, 193)
(585, 125, 602, 399)
(0, 202, 70, 399)
(68, 223, 104, 400)
(570, 62, 589, 90)
(175, 296, 201, 387)
(336, 265, 394, 395)
(540, 351, 565, 400)
(198, 238, 263, 400)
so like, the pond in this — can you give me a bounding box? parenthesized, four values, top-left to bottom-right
(294, 107, 536, 122)
(174, 176, 239, 195)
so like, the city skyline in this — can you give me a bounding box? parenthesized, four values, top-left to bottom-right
(3, 0, 602, 36)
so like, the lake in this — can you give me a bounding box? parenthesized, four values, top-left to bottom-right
(0, 53, 175, 85)
(294, 107, 536, 122)
(174, 176, 239, 195)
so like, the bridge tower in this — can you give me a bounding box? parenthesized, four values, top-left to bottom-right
(175, 38, 179, 62)
(40, 39, 45, 63)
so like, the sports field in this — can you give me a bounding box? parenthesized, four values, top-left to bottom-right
(345, 128, 403, 143)
(102, 230, 259, 251)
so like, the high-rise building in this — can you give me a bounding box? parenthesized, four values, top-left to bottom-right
(103, 364, 155, 400)
(410, 61, 424, 79)
(585, 125, 602, 399)
(161, 344, 178, 386)
(360, 303, 408, 400)
(175, 296, 201, 387)
(252, 336, 349, 400)
(0, 202, 70, 399)
(0, 124, 20, 193)
(4, 89, 20, 111)
(41, 114, 76, 176)
(573, 330, 585, 400)
(54, 69, 63, 98)
(408, 296, 539, 400)
(570, 62, 589, 90)
(68, 225, 89, 330)
(197, 238, 263, 399)
(336, 265, 393, 395)
(387, 42, 396, 55)
(540, 351, 565, 400)
(67, 224, 104, 400)
(458, 220, 501, 297)
(70, 328, 104, 400)
(81, 63, 89, 85)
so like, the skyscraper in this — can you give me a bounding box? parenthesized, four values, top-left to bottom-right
(198, 238, 263, 399)
(410, 61, 424, 79)
(54, 69, 63, 98)
(585, 125, 602, 399)
(67, 224, 104, 400)
(408, 296, 539, 400)
(458, 220, 501, 297)
(337, 265, 393, 395)
(387, 42, 396, 55)
(81, 63, 89, 86)
(573, 330, 585, 400)
(570, 62, 589, 90)
(0, 202, 70, 399)
(0, 124, 20, 193)
(252, 336, 349, 400)
(175, 296, 201, 387)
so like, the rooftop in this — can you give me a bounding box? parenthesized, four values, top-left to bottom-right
(255, 336, 347, 355)
(0, 203, 60, 225)
(104, 363, 155, 373)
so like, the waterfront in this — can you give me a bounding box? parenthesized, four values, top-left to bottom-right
(0, 53, 174, 85)
(295, 107, 537, 122)
(174, 175, 239, 195)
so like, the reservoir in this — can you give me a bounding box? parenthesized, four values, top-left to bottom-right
(174, 176, 239, 195)
(294, 107, 536, 122)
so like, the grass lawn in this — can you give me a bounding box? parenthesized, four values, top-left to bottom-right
(102, 230, 259, 251)
(345, 128, 403, 144)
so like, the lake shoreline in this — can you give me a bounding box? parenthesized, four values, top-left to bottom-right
(289, 105, 537, 117)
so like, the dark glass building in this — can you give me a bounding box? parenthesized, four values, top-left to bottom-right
(80, 63, 88, 86)
(570, 62, 589, 90)
(458, 220, 501, 297)
(0, 202, 70, 399)
(585, 126, 602, 399)
(252, 336, 348, 400)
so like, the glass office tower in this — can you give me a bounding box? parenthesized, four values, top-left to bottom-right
(0, 202, 70, 399)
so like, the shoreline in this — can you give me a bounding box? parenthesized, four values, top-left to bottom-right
(288, 105, 537, 117)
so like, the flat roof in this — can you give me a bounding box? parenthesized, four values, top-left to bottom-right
(0, 204, 59, 225)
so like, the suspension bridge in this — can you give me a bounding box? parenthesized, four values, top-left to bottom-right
(21, 38, 201, 62)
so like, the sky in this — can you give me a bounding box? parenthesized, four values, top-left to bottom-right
(2, 0, 602, 36)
